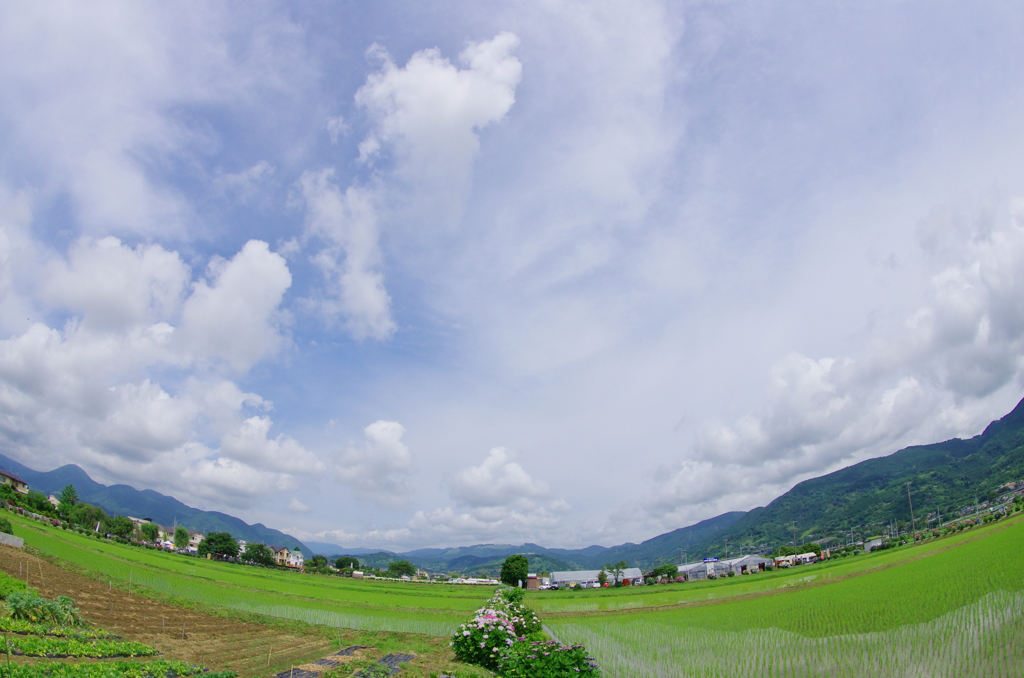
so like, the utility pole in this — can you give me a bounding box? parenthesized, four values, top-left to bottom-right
(906, 482, 917, 544)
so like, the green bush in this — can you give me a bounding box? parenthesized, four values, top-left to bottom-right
(0, 516, 12, 535)
(497, 640, 601, 677)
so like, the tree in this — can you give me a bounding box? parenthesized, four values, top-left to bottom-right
(140, 522, 159, 542)
(499, 554, 529, 587)
(69, 503, 107, 531)
(308, 555, 330, 573)
(56, 485, 78, 519)
(108, 516, 134, 539)
(26, 491, 54, 516)
(605, 561, 628, 585)
(174, 526, 190, 549)
(197, 532, 239, 559)
(387, 560, 416, 578)
(335, 556, 359, 570)
(241, 543, 276, 566)
(597, 568, 608, 587)
(651, 564, 678, 580)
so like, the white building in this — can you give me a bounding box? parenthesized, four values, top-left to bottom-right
(551, 568, 644, 588)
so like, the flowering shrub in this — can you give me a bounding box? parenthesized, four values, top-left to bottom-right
(450, 606, 520, 670)
(492, 587, 543, 638)
(497, 640, 601, 677)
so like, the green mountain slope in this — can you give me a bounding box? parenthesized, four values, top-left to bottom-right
(0, 454, 311, 553)
(692, 396, 1024, 556)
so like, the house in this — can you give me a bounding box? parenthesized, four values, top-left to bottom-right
(270, 546, 304, 568)
(271, 546, 290, 566)
(188, 530, 205, 550)
(0, 469, 28, 495)
(47, 495, 60, 508)
(526, 573, 539, 590)
(551, 568, 644, 588)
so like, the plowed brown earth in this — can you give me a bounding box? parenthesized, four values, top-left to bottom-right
(1, 545, 335, 676)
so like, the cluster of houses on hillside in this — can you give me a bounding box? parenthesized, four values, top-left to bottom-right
(0, 468, 304, 569)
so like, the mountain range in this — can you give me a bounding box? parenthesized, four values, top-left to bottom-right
(5, 396, 1023, 574)
(0, 454, 312, 554)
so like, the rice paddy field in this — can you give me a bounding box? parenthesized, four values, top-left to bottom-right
(8, 511, 1024, 676)
(542, 514, 1024, 677)
(7, 515, 483, 637)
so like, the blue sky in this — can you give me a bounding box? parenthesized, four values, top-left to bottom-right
(3, 1, 1024, 550)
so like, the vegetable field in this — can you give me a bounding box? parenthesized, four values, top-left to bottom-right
(545, 515, 1024, 677)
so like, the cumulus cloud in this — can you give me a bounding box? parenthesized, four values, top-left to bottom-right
(0, 224, 313, 511)
(296, 171, 395, 340)
(220, 416, 325, 475)
(396, 448, 570, 546)
(41, 237, 190, 332)
(335, 420, 413, 508)
(356, 32, 521, 192)
(645, 197, 1024, 526)
(294, 33, 521, 342)
(178, 240, 292, 371)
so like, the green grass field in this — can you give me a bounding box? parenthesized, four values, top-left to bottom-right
(544, 514, 1024, 677)
(9, 511, 1024, 676)
(8, 515, 489, 636)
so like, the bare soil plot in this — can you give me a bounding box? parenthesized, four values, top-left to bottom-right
(1, 545, 334, 676)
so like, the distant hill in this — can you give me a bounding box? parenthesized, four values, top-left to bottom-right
(0, 454, 311, 554)
(688, 396, 1024, 557)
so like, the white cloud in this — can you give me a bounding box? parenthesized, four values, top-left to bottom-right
(178, 240, 292, 371)
(41, 237, 190, 332)
(0, 3, 308, 237)
(325, 116, 349, 143)
(385, 448, 572, 547)
(288, 497, 310, 513)
(644, 197, 1024, 527)
(356, 32, 521, 193)
(220, 415, 325, 475)
(335, 420, 413, 508)
(296, 171, 395, 340)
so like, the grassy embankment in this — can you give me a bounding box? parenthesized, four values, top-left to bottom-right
(540, 514, 1024, 677)
(9, 515, 487, 637)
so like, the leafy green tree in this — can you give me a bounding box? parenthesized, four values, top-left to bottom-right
(652, 564, 678, 580)
(173, 526, 190, 549)
(387, 560, 416, 578)
(241, 543, 276, 566)
(69, 503, 108, 530)
(605, 560, 628, 585)
(500, 554, 529, 587)
(597, 568, 608, 586)
(140, 522, 159, 542)
(26, 491, 54, 515)
(771, 545, 796, 558)
(108, 516, 134, 539)
(797, 542, 822, 557)
(197, 532, 238, 559)
(335, 556, 360, 570)
(56, 485, 78, 519)
(308, 555, 330, 573)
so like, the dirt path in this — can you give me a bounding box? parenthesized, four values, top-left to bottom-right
(1, 545, 335, 676)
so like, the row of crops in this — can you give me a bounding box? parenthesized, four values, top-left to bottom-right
(0, 571, 231, 678)
(545, 515, 1024, 677)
